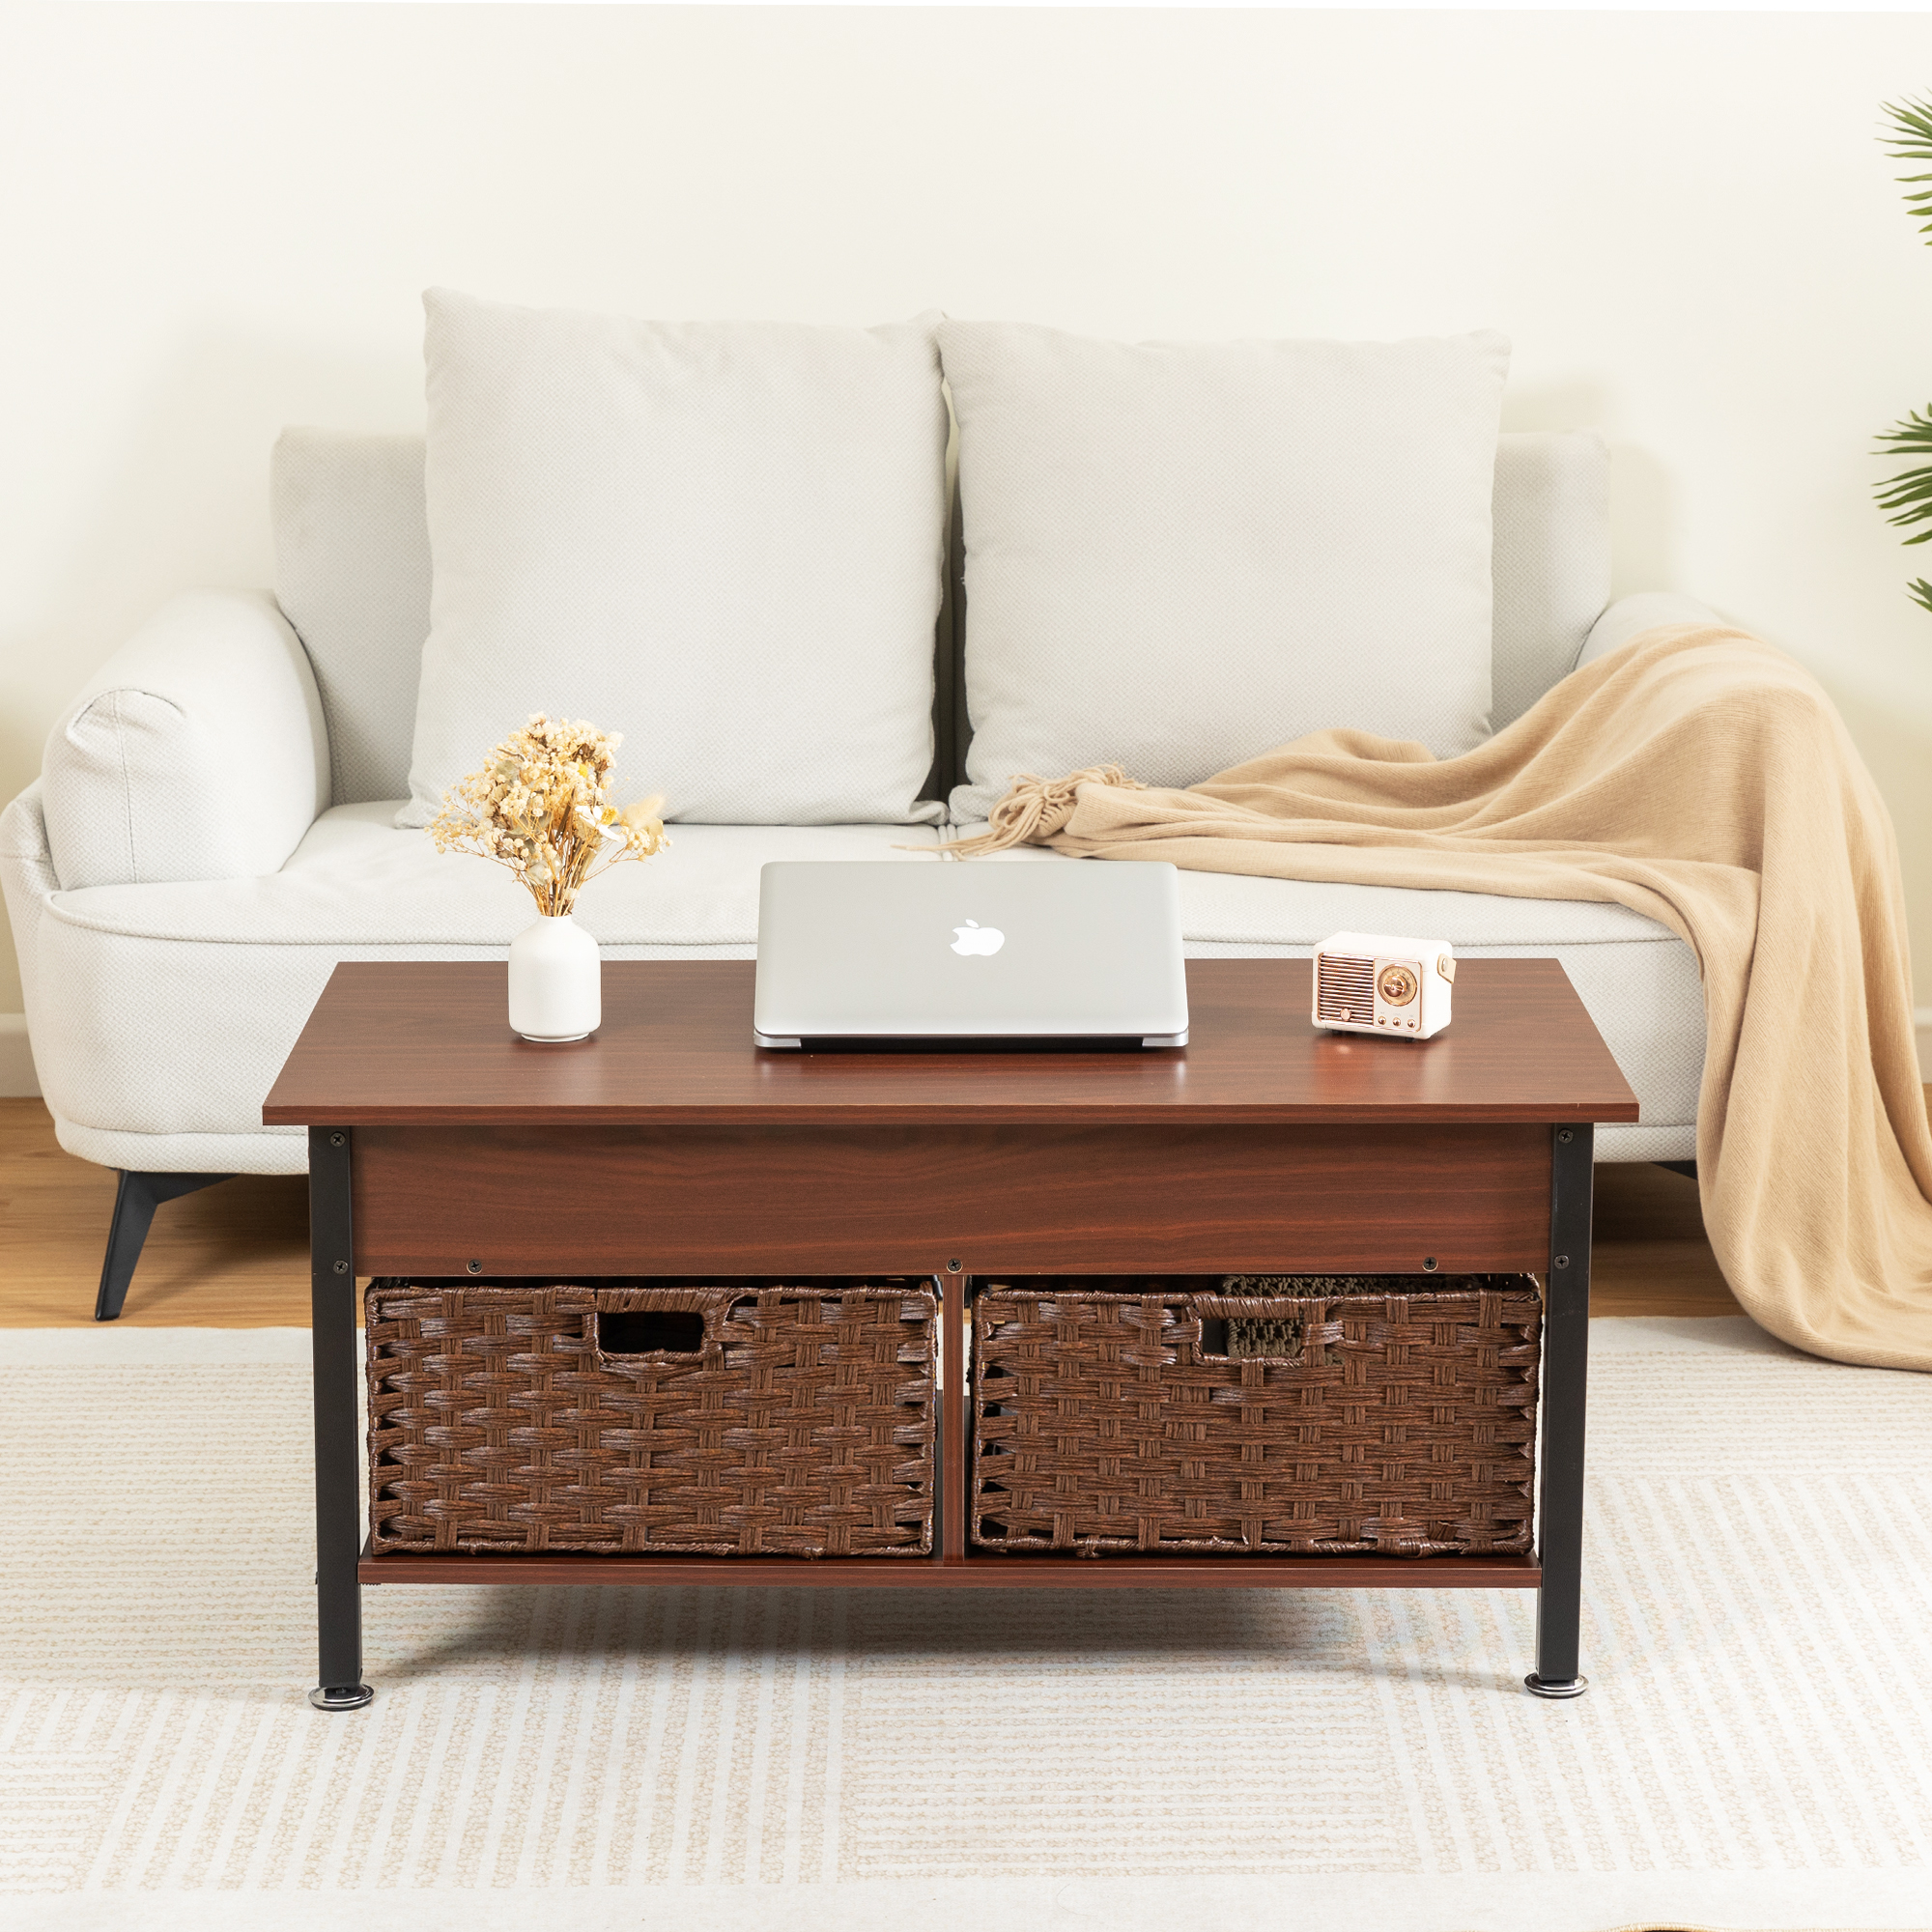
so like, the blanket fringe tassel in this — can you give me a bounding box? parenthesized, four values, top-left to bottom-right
(944, 765, 1145, 858)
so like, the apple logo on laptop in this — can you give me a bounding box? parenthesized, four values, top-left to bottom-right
(951, 919, 1006, 957)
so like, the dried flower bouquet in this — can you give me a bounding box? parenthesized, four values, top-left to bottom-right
(427, 714, 668, 916)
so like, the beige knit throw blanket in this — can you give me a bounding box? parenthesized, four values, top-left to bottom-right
(952, 625, 1932, 1372)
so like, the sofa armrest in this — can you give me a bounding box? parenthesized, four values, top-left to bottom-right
(41, 590, 330, 891)
(1575, 590, 1727, 673)
(1, 779, 56, 1027)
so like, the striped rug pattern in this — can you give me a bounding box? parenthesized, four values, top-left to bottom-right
(1, 1320, 1929, 1924)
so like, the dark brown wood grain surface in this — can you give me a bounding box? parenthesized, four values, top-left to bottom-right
(265, 958, 1639, 1127)
(349, 1120, 1551, 1276)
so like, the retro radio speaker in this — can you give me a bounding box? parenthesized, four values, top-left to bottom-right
(1312, 930, 1456, 1039)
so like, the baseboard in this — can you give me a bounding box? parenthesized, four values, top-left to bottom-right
(0, 1013, 41, 1097)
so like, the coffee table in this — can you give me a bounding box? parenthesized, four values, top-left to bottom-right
(264, 956, 1638, 1709)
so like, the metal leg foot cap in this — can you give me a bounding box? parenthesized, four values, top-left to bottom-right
(308, 1684, 374, 1712)
(1523, 1672, 1588, 1700)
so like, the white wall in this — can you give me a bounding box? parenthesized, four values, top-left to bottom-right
(5, 4, 1932, 1037)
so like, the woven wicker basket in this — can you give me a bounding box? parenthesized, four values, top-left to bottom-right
(367, 1279, 937, 1556)
(972, 1276, 1541, 1558)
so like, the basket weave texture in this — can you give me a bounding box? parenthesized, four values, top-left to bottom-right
(972, 1279, 1541, 1558)
(367, 1281, 936, 1556)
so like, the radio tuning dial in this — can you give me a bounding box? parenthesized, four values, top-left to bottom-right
(1377, 963, 1418, 1007)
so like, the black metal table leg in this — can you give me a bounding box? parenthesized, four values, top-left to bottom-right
(307, 1126, 372, 1712)
(1527, 1122, 1592, 1700)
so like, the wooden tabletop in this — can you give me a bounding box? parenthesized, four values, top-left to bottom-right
(264, 958, 1639, 1127)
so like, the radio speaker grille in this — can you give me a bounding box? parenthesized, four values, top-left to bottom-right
(1316, 952, 1376, 1023)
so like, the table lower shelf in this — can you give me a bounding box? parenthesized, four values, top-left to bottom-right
(358, 1548, 1542, 1590)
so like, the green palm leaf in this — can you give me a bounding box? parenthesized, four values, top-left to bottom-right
(1876, 99, 1932, 608)
(1875, 407, 1932, 545)
(1882, 96, 1932, 239)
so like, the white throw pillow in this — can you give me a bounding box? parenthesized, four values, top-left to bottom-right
(940, 321, 1510, 823)
(400, 290, 949, 829)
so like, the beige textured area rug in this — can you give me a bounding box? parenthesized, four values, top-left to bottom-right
(2, 1323, 1930, 1932)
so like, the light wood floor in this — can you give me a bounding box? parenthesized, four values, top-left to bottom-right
(0, 1094, 1762, 1326)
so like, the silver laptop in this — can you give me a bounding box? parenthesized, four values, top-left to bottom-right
(753, 861, 1189, 1049)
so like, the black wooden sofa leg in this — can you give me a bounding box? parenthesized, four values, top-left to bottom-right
(95, 1170, 235, 1321)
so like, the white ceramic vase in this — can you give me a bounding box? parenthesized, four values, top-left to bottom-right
(507, 914, 602, 1042)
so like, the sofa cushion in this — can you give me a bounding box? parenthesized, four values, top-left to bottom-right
(401, 289, 950, 831)
(269, 427, 1608, 810)
(24, 800, 1698, 1166)
(1491, 430, 1609, 728)
(940, 321, 1511, 823)
(44, 807, 941, 952)
(272, 429, 431, 807)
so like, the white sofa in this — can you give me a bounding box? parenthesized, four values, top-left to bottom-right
(0, 424, 1717, 1308)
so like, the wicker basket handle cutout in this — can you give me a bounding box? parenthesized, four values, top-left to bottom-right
(1195, 1294, 1331, 1365)
(589, 1288, 727, 1364)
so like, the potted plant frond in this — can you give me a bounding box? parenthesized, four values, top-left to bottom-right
(1874, 96, 1932, 612)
